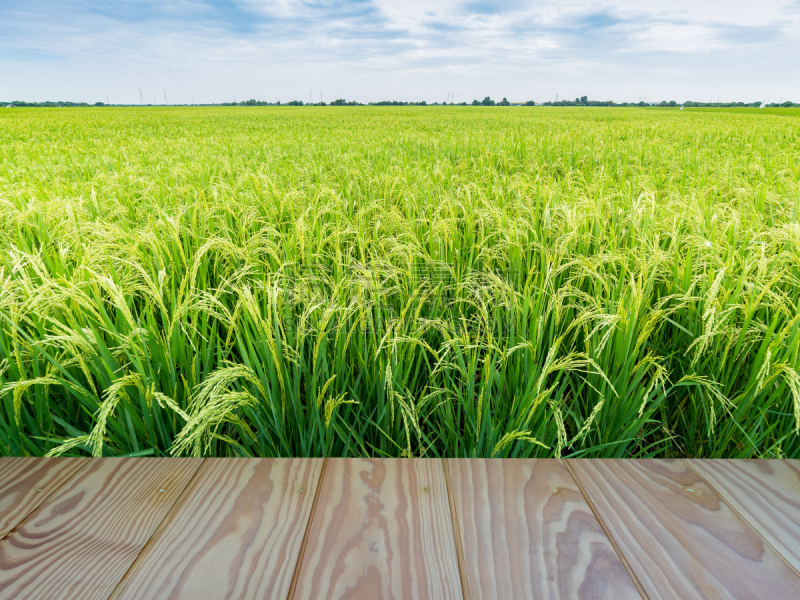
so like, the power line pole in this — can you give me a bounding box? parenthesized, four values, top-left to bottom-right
(164, 90, 168, 105)
(139, 89, 144, 105)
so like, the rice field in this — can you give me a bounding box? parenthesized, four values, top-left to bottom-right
(1, 106, 798, 459)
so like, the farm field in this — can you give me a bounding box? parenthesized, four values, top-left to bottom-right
(0, 106, 798, 459)
(684, 107, 800, 117)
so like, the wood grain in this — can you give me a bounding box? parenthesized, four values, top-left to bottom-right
(292, 458, 462, 600)
(111, 458, 324, 600)
(569, 459, 800, 600)
(688, 459, 800, 574)
(0, 457, 203, 600)
(0, 457, 87, 539)
(448, 459, 642, 600)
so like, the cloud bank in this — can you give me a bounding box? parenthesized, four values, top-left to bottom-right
(1, 0, 798, 103)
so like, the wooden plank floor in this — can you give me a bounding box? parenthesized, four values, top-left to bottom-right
(448, 459, 642, 600)
(0, 459, 798, 600)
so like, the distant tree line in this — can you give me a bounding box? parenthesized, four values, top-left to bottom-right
(1, 101, 97, 107)
(543, 96, 642, 107)
(221, 99, 278, 106)
(542, 97, 797, 108)
(676, 100, 780, 108)
(370, 100, 428, 106)
(4, 97, 797, 109)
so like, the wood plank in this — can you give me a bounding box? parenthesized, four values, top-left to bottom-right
(569, 459, 800, 600)
(0, 457, 88, 539)
(448, 459, 643, 600)
(292, 458, 462, 600)
(688, 459, 800, 574)
(0, 457, 203, 600)
(111, 458, 324, 600)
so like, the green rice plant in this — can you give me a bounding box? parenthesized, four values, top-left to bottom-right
(0, 106, 798, 458)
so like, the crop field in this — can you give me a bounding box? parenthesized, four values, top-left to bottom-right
(1, 106, 798, 459)
(684, 107, 800, 117)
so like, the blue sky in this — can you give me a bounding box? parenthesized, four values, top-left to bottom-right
(1, 0, 798, 103)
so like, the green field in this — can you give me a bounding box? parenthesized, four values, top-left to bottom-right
(1, 106, 798, 458)
(684, 107, 800, 117)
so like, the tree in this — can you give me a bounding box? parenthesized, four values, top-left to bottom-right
(481, 96, 495, 106)
(580, 96, 588, 104)
(331, 99, 347, 106)
(472, 99, 481, 105)
(525, 100, 536, 106)
(498, 97, 510, 106)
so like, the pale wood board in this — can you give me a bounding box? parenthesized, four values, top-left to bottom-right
(448, 458, 643, 600)
(569, 459, 800, 600)
(292, 458, 463, 600)
(0, 457, 87, 539)
(688, 459, 800, 574)
(0, 457, 203, 600)
(111, 458, 324, 600)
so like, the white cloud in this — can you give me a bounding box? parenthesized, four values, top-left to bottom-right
(0, 0, 797, 103)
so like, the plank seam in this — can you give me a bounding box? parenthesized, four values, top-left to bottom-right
(286, 456, 328, 600)
(442, 458, 472, 600)
(683, 459, 800, 582)
(563, 459, 651, 600)
(106, 458, 208, 600)
(0, 457, 92, 547)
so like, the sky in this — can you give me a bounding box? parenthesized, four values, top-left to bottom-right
(0, 0, 798, 104)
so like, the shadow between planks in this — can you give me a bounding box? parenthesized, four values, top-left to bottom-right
(0, 458, 799, 600)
